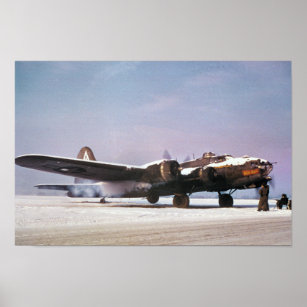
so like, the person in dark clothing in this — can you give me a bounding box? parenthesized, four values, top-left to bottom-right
(276, 194, 288, 209)
(258, 183, 270, 211)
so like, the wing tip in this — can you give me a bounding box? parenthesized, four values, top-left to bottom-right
(15, 155, 26, 166)
(15, 155, 34, 166)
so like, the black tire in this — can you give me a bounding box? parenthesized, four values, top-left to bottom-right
(173, 194, 190, 208)
(147, 192, 159, 204)
(219, 194, 233, 207)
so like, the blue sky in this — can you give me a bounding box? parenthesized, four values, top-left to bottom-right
(15, 61, 292, 197)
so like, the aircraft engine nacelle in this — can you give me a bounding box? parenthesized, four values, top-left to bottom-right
(146, 160, 180, 182)
(199, 167, 219, 185)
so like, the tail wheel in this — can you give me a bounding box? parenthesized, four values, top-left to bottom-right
(219, 194, 233, 207)
(173, 194, 190, 208)
(147, 192, 159, 204)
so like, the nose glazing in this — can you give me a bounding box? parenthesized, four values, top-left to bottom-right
(258, 160, 273, 176)
(264, 162, 273, 175)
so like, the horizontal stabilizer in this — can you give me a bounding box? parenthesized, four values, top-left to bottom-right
(35, 184, 70, 191)
(35, 183, 104, 198)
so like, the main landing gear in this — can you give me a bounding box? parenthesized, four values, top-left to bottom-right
(218, 192, 233, 207)
(147, 192, 159, 204)
(146, 192, 233, 208)
(147, 192, 190, 208)
(173, 194, 190, 208)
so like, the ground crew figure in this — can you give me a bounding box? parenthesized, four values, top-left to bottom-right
(258, 183, 270, 211)
(276, 194, 288, 209)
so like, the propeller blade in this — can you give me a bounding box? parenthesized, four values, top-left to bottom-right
(162, 150, 172, 160)
(269, 175, 275, 189)
(183, 155, 191, 162)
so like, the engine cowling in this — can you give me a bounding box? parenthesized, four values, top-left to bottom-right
(146, 160, 180, 182)
(199, 166, 219, 185)
(160, 160, 180, 181)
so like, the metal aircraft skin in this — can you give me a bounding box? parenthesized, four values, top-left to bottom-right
(15, 146, 274, 208)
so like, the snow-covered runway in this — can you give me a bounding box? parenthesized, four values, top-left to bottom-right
(15, 196, 292, 245)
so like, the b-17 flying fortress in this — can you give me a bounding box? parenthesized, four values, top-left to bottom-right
(15, 146, 274, 208)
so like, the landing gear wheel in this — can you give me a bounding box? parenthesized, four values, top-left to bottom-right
(147, 192, 159, 204)
(219, 194, 233, 207)
(173, 194, 190, 208)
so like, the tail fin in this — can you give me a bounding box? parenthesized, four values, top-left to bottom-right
(75, 146, 97, 183)
(77, 146, 96, 161)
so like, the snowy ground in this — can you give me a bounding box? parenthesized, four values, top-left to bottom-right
(15, 196, 292, 246)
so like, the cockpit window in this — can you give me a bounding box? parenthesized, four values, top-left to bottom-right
(216, 156, 226, 162)
(203, 152, 216, 158)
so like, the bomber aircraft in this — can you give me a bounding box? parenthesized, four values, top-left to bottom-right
(15, 146, 274, 208)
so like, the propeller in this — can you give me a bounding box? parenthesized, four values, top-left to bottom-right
(162, 150, 172, 160)
(183, 155, 191, 162)
(162, 150, 190, 162)
(254, 175, 275, 198)
(268, 175, 275, 190)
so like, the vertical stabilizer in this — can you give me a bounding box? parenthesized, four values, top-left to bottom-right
(77, 146, 96, 161)
(75, 146, 97, 183)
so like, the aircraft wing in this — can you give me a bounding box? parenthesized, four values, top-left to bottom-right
(15, 154, 146, 182)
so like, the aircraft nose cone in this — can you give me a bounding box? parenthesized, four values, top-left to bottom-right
(258, 160, 273, 175)
(266, 162, 273, 175)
